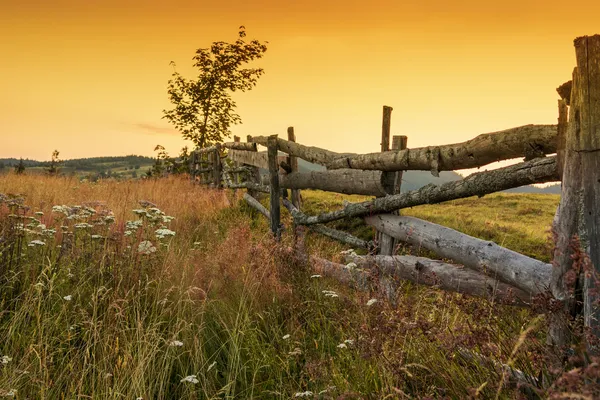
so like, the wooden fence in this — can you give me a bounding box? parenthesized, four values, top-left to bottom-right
(189, 35, 600, 355)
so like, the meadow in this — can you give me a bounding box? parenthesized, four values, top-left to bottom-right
(0, 173, 594, 399)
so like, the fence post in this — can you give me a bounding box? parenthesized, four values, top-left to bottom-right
(246, 135, 261, 198)
(213, 144, 222, 189)
(190, 151, 197, 182)
(287, 127, 302, 209)
(233, 136, 241, 186)
(550, 34, 600, 353)
(378, 106, 395, 255)
(267, 135, 282, 240)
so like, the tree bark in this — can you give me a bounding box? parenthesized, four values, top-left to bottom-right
(291, 156, 559, 226)
(223, 141, 257, 152)
(364, 214, 551, 296)
(327, 124, 557, 174)
(251, 135, 352, 166)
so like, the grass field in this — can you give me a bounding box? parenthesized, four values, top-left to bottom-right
(0, 174, 594, 399)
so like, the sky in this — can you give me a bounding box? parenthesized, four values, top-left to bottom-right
(1, 0, 599, 168)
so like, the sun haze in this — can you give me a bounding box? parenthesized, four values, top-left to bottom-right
(1, 0, 598, 162)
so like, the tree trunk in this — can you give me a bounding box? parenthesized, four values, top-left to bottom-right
(364, 214, 551, 296)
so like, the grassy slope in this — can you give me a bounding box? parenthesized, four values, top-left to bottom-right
(0, 174, 592, 399)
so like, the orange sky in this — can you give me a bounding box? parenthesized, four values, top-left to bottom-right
(1, 0, 599, 166)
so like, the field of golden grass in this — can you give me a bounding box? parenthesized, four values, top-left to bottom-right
(0, 173, 594, 399)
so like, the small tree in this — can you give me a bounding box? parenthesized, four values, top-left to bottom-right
(47, 150, 61, 176)
(14, 158, 25, 175)
(163, 26, 268, 149)
(148, 145, 170, 177)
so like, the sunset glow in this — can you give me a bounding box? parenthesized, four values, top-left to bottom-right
(1, 0, 599, 162)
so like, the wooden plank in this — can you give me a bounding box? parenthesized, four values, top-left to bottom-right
(290, 156, 559, 226)
(364, 214, 551, 296)
(287, 127, 301, 209)
(229, 149, 269, 169)
(268, 135, 281, 240)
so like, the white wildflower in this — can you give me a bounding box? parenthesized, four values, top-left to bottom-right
(105, 373, 113, 378)
(288, 348, 302, 356)
(126, 220, 143, 230)
(207, 361, 217, 372)
(28, 240, 46, 247)
(310, 274, 321, 279)
(63, 295, 72, 301)
(155, 228, 175, 239)
(42, 228, 56, 237)
(34, 211, 44, 216)
(138, 241, 156, 255)
(294, 391, 313, 398)
(104, 215, 116, 224)
(344, 262, 357, 270)
(162, 215, 175, 223)
(132, 209, 147, 215)
(1, 355, 12, 364)
(73, 223, 93, 229)
(282, 334, 290, 340)
(180, 375, 199, 384)
(169, 340, 184, 347)
(344, 339, 354, 345)
(337, 343, 347, 349)
(91, 235, 103, 240)
(322, 290, 339, 298)
(366, 298, 378, 307)
(2, 389, 17, 397)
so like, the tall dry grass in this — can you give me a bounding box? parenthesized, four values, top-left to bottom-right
(0, 173, 597, 399)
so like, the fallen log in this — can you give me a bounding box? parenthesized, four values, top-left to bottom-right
(343, 253, 532, 306)
(291, 156, 559, 227)
(364, 214, 551, 296)
(327, 124, 557, 175)
(282, 199, 373, 249)
(279, 169, 393, 196)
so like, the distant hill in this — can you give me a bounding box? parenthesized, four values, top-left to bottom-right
(0, 156, 155, 179)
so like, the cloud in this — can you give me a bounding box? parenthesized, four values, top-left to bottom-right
(135, 123, 179, 136)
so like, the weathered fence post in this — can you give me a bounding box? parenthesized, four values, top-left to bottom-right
(190, 151, 197, 182)
(378, 106, 395, 255)
(246, 135, 261, 198)
(267, 135, 282, 240)
(550, 34, 600, 353)
(379, 134, 408, 255)
(287, 127, 302, 209)
(213, 144, 222, 189)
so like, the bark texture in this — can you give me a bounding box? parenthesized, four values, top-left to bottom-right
(364, 214, 551, 296)
(327, 124, 557, 174)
